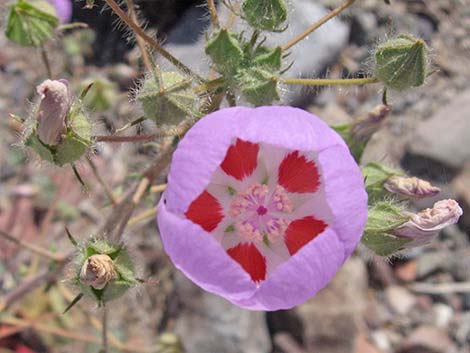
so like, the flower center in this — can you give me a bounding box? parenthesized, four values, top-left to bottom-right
(229, 183, 293, 244)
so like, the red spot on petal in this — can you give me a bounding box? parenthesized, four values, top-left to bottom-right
(278, 151, 320, 193)
(185, 191, 224, 232)
(227, 243, 267, 283)
(285, 216, 327, 255)
(221, 138, 259, 181)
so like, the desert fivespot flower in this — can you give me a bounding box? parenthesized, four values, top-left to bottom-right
(157, 106, 368, 310)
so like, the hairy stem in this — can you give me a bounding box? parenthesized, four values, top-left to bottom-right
(94, 134, 157, 143)
(279, 76, 379, 86)
(86, 156, 118, 206)
(0, 230, 67, 262)
(126, 0, 152, 72)
(282, 0, 356, 51)
(104, 0, 205, 82)
(207, 0, 220, 28)
(102, 306, 108, 353)
(115, 116, 147, 134)
(40, 46, 53, 78)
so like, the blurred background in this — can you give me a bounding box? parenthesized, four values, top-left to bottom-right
(0, 0, 469, 352)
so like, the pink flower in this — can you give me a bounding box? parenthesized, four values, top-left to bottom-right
(157, 106, 368, 310)
(49, 0, 72, 24)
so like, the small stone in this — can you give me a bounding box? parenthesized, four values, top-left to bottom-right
(384, 286, 417, 315)
(408, 91, 470, 169)
(432, 304, 454, 329)
(399, 325, 458, 353)
(395, 260, 418, 283)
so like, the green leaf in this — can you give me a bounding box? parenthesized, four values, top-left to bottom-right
(6, 0, 59, 47)
(24, 132, 55, 162)
(242, 0, 287, 31)
(54, 132, 90, 166)
(362, 162, 401, 201)
(253, 46, 282, 72)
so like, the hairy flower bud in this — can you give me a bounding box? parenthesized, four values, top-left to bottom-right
(384, 176, 440, 199)
(80, 254, 117, 290)
(350, 104, 390, 142)
(36, 79, 71, 145)
(393, 199, 463, 246)
(374, 34, 428, 91)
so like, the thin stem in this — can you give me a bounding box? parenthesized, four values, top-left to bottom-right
(115, 116, 147, 134)
(104, 0, 205, 82)
(150, 184, 167, 193)
(0, 230, 66, 262)
(128, 206, 158, 226)
(282, 0, 356, 51)
(40, 46, 53, 78)
(125, 0, 152, 72)
(279, 76, 379, 86)
(207, 0, 220, 28)
(102, 306, 108, 353)
(86, 156, 118, 206)
(94, 134, 157, 143)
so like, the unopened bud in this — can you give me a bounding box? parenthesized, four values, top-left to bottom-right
(392, 199, 463, 246)
(80, 254, 117, 290)
(384, 176, 440, 199)
(242, 0, 287, 32)
(351, 104, 390, 142)
(36, 79, 71, 145)
(375, 34, 428, 91)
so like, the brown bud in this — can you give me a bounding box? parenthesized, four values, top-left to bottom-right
(80, 254, 117, 290)
(384, 176, 440, 199)
(351, 104, 390, 142)
(36, 79, 72, 145)
(392, 199, 463, 247)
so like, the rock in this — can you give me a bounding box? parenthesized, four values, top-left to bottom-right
(384, 286, 417, 315)
(432, 304, 454, 329)
(451, 162, 470, 233)
(416, 252, 451, 279)
(394, 261, 418, 283)
(398, 325, 458, 353)
(295, 257, 368, 353)
(164, 0, 350, 104)
(354, 332, 383, 353)
(407, 91, 470, 170)
(172, 273, 271, 353)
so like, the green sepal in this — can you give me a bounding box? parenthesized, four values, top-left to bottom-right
(237, 68, 279, 106)
(332, 124, 367, 162)
(205, 29, 244, 76)
(365, 202, 409, 235)
(137, 71, 197, 125)
(242, 0, 287, 32)
(24, 132, 54, 162)
(253, 46, 282, 72)
(375, 34, 428, 91)
(6, 0, 59, 47)
(362, 162, 402, 202)
(361, 232, 411, 256)
(80, 77, 118, 112)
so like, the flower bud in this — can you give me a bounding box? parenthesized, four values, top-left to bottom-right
(36, 79, 71, 146)
(242, 0, 287, 32)
(80, 254, 117, 290)
(392, 199, 463, 246)
(137, 71, 197, 125)
(205, 29, 244, 76)
(350, 104, 390, 143)
(384, 176, 440, 199)
(374, 34, 428, 91)
(334, 105, 390, 162)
